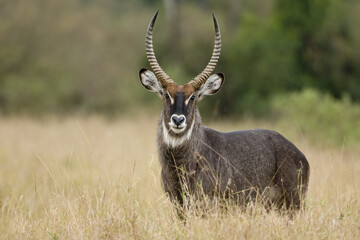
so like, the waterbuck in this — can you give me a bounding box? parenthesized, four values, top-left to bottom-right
(139, 11, 310, 211)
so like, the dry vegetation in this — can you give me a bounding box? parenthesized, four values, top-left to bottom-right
(0, 115, 359, 239)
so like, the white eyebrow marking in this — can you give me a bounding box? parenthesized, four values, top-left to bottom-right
(166, 91, 174, 104)
(185, 93, 193, 106)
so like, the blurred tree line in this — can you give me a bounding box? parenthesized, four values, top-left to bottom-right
(0, 0, 359, 117)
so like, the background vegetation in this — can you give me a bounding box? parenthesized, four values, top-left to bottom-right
(0, 1, 359, 238)
(0, 116, 359, 239)
(1, 0, 360, 146)
(1, 0, 360, 114)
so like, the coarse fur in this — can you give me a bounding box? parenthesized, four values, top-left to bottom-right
(157, 107, 310, 210)
(139, 11, 310, 212)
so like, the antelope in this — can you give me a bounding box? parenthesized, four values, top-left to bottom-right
(139, 11, 310, 211)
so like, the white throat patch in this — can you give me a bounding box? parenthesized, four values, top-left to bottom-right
(162, 117, 195, 148)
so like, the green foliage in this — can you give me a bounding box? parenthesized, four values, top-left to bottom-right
(271, 89, 360, 146)
(220, 11, 301, 116)
(0, 0, 360, 121)
(274, 0, 360, 99)
(0, 0, 149, 115)
(47, 231, 60, 240)
(219, 0, 360, 117)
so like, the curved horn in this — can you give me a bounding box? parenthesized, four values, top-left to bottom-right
(189, 13, 221, 90)
(145, 10, 173, 87)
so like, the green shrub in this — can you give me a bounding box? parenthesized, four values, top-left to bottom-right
(271, 88, 360, 146)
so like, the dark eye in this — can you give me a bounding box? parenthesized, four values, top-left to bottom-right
(190, 95, 195, 100)
(164, 93, 170, 99)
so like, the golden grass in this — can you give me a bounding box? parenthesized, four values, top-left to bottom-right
(0, 115, 359, 239)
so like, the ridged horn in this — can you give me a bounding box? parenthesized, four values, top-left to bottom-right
(189, 13, 221, 90)
(145, 10, 173, 87)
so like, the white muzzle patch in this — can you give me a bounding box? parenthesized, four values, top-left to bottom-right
(162, 117, 195, 148)
(169, 114, 187, 134)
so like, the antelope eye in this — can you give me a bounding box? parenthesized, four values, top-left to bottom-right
(190, 95, 195, 100)
(164, 93, 170, 99)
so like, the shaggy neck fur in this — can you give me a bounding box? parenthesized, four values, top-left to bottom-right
(162, 118, 195, 148)
(158, 109, 202, 150)
(157, 108, 203, 203)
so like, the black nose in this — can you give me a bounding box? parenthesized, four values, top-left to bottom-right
(171, 115, 185, 127)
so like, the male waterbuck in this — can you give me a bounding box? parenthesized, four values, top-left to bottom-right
(139, 11, 310, 211)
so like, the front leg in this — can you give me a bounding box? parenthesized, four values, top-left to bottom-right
(161, 166, 185, 204)
(161, 166, 193, 220)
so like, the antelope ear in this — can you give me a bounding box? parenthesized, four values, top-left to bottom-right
(139, 68, 164, 97)
(197, 73, 224, 101)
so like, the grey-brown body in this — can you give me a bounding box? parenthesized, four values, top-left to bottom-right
(158, 109, 310, 209)
(140, 11, 310, 211)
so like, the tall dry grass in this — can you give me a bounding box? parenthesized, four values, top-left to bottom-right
(0, 115, 359, 239)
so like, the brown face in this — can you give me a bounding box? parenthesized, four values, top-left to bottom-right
(140, 11, 224, 138)
(139, 69, 225, 135)
(162, 83, 197, 135)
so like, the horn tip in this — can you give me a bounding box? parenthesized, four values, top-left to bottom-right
(154, 10, 159, 20)
(212, 13, 219, 32)
(150, 10, 159, 27)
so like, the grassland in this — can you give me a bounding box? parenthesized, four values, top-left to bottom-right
(0, 115, 359, 239)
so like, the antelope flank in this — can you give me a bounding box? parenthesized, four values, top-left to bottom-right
(139, 11, 310, 211)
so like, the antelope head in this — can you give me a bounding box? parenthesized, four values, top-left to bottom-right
(139, 11, 224, 137)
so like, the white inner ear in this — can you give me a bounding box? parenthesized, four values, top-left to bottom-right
(140, 70, 163, 97)
(198, 74, 223, 101)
